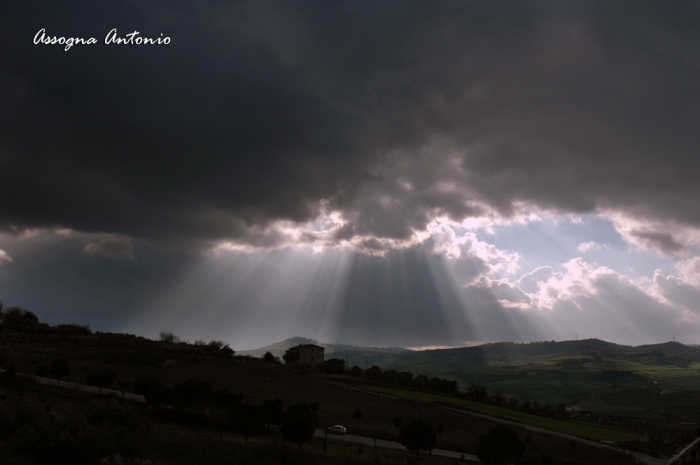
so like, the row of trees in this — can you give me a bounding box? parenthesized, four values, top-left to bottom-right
(325, 359, 459, 394)
(322, 358, 566, 420)
(465, 381, 570, 419)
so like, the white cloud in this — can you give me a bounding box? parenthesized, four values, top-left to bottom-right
(676, 256, 700, 287)
(0, 249, 12, 264)
(83, 236, 134, 260)
(427, 222, 520, 283)
(465, 256, 700, 343)
(577, 241, 605, 252)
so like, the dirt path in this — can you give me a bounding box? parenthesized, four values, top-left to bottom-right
(0, 369, 146, 402)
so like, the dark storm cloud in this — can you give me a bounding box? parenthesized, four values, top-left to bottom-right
(3, 1, 700, 247)
(628, 229, 686, 255)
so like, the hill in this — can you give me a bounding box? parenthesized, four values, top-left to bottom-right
(357, 338, 700, 421)
(238, 336, 412, 363)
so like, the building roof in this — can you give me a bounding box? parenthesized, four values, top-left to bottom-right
(291, 344, 325, 350)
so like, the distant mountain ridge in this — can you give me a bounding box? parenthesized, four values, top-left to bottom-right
(237, 336, 412, 359)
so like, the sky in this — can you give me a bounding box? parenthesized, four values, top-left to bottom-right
(2, 1, 700, 350)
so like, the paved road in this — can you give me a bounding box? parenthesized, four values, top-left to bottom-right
(315, 429, 480, 462)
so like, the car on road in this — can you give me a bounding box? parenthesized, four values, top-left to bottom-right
(327, 425, 347, 435)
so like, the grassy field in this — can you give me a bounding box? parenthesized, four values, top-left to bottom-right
(335, 339, 700, 427)
(358, 384, 648, 443)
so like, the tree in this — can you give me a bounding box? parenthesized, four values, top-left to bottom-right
(231, 402, 265, 446)
(393, 415, 403, 434)
(50, 357, 71, 386)
(414, 374, 429, 390)
(262, 351, 281, 364)
(364, 365, 382, 380)
(263, 397, 285, 433)
(436, 422, 444, 441)
(353, 407, 363, 429)
(173, 378, 213, 410)
(2, 307, 39, 328)
(475, 424, 527, 465)
(281, 402, 317, 448)
(117, 380, 132, 396)
(35, 364, 49, 377)
(159, 331, 180, 344)
(86, 368, 118, 394)
(205, 340, 234, 359)
(282, 348, 298, 364)
(397, 371, 414, 386)
(382, 369, 399, 384)
(219, 344, 235, 359)
(133, 374, 173, 406)
(399, 418, 436, 459)
(323, 358, 345, 374)
(349, 365, 363, 377)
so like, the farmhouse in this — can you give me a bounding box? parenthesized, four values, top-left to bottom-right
(286, 344, 325, 366)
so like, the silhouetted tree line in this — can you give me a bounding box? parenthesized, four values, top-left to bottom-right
(340, 361, 458, 394)
(463, 381, 566, 418)
(320, 358, 567, 419)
